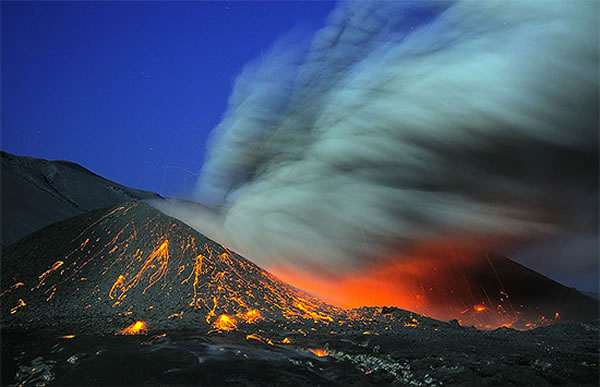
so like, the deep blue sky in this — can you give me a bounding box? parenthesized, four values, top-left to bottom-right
(1, 1, 336, 197)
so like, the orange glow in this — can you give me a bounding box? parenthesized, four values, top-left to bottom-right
(555, 312, 560, 320)
(246, 334, 274, 345)
(60, 335, 76, 339)
(269, 243, 546, 330)
(237, 309, 263, 323)
(213, 314, 237, 331)
(10, 299, 26, 314)
(310, 349, 328, 357)
(205, 296, 218, 324)
(33, 261, 64, 290)
(0, 282, 24, 297)
(293, 299, 334, 322)
(168, 311, 184, 319)
(109, 240, 170, 302)
(117, 321, 148, 335)
(282, 337, 291, 344)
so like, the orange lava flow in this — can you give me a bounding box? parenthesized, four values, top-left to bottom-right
(117, 321, 148, 335)
(109, 240, 170, 302)
(246, 334, 274, 345)
(237, 309, 263, 323)
(213, 314, 237, 331)
(310, 349, 328, 357)
(10, 299, 26, 314)
(33, 261, 64, 290)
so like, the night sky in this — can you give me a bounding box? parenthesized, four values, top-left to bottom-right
(1, 1, 335, 197)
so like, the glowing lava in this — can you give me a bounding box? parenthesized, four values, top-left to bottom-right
(213, 314, 237, 331)
(117, 321, 148, 335)
(10, 299, 26, 314)
(310, 349, 328, 357)
(237, 309, 262, 323)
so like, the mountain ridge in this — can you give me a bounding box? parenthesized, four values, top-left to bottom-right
(0, 151, 161, 247)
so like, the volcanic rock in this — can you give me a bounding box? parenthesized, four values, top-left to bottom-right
(0, 201, 341, 333)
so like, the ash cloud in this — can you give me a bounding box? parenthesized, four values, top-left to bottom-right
(164, 0, 599, 274)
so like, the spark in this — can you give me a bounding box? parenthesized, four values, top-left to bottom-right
(474, 305, 486, 312)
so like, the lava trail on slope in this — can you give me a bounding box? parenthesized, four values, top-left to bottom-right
(0, 201, 342, 333)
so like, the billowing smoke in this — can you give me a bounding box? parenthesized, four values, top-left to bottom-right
(156, 0, 598, 277)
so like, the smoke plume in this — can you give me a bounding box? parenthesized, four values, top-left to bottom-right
(157, 0, 599, 276)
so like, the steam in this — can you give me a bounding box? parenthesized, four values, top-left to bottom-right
(158, 0, 599, 273)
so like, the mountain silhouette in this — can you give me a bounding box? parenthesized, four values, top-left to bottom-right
(1, 151, 160, 247)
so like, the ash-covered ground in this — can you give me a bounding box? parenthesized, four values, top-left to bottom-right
(2, 308, 599, 386)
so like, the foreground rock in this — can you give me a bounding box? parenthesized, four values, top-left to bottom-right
(2, 312, 598, 386)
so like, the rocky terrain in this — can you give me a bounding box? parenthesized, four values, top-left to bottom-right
(2, 310, 598, 386)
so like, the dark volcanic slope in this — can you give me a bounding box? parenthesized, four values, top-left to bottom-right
(369, 249, 600, 329)
(0, 201, 341, 333)
(0, 151, 160, 247)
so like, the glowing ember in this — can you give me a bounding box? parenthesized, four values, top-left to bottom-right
(0, 282, 24, 297)
(117, 321, 147, 335)
(246, 334, 274, 345)
(474, 305, 486, 312)
(60, 335, 76, 339)
(10, 299, 26, 314)
(282, 337, 291, 344)
(237, 309, 263, 323)
(168, 311, 184, 319)
(33, 261, 63, 290)
(213, 314, 237, 331)
(310, 349, 328, 357)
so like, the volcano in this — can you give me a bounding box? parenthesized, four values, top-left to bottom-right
(0, 201, 341, 334)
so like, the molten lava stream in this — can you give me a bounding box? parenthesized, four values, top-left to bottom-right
(117, 321, 148, 335)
